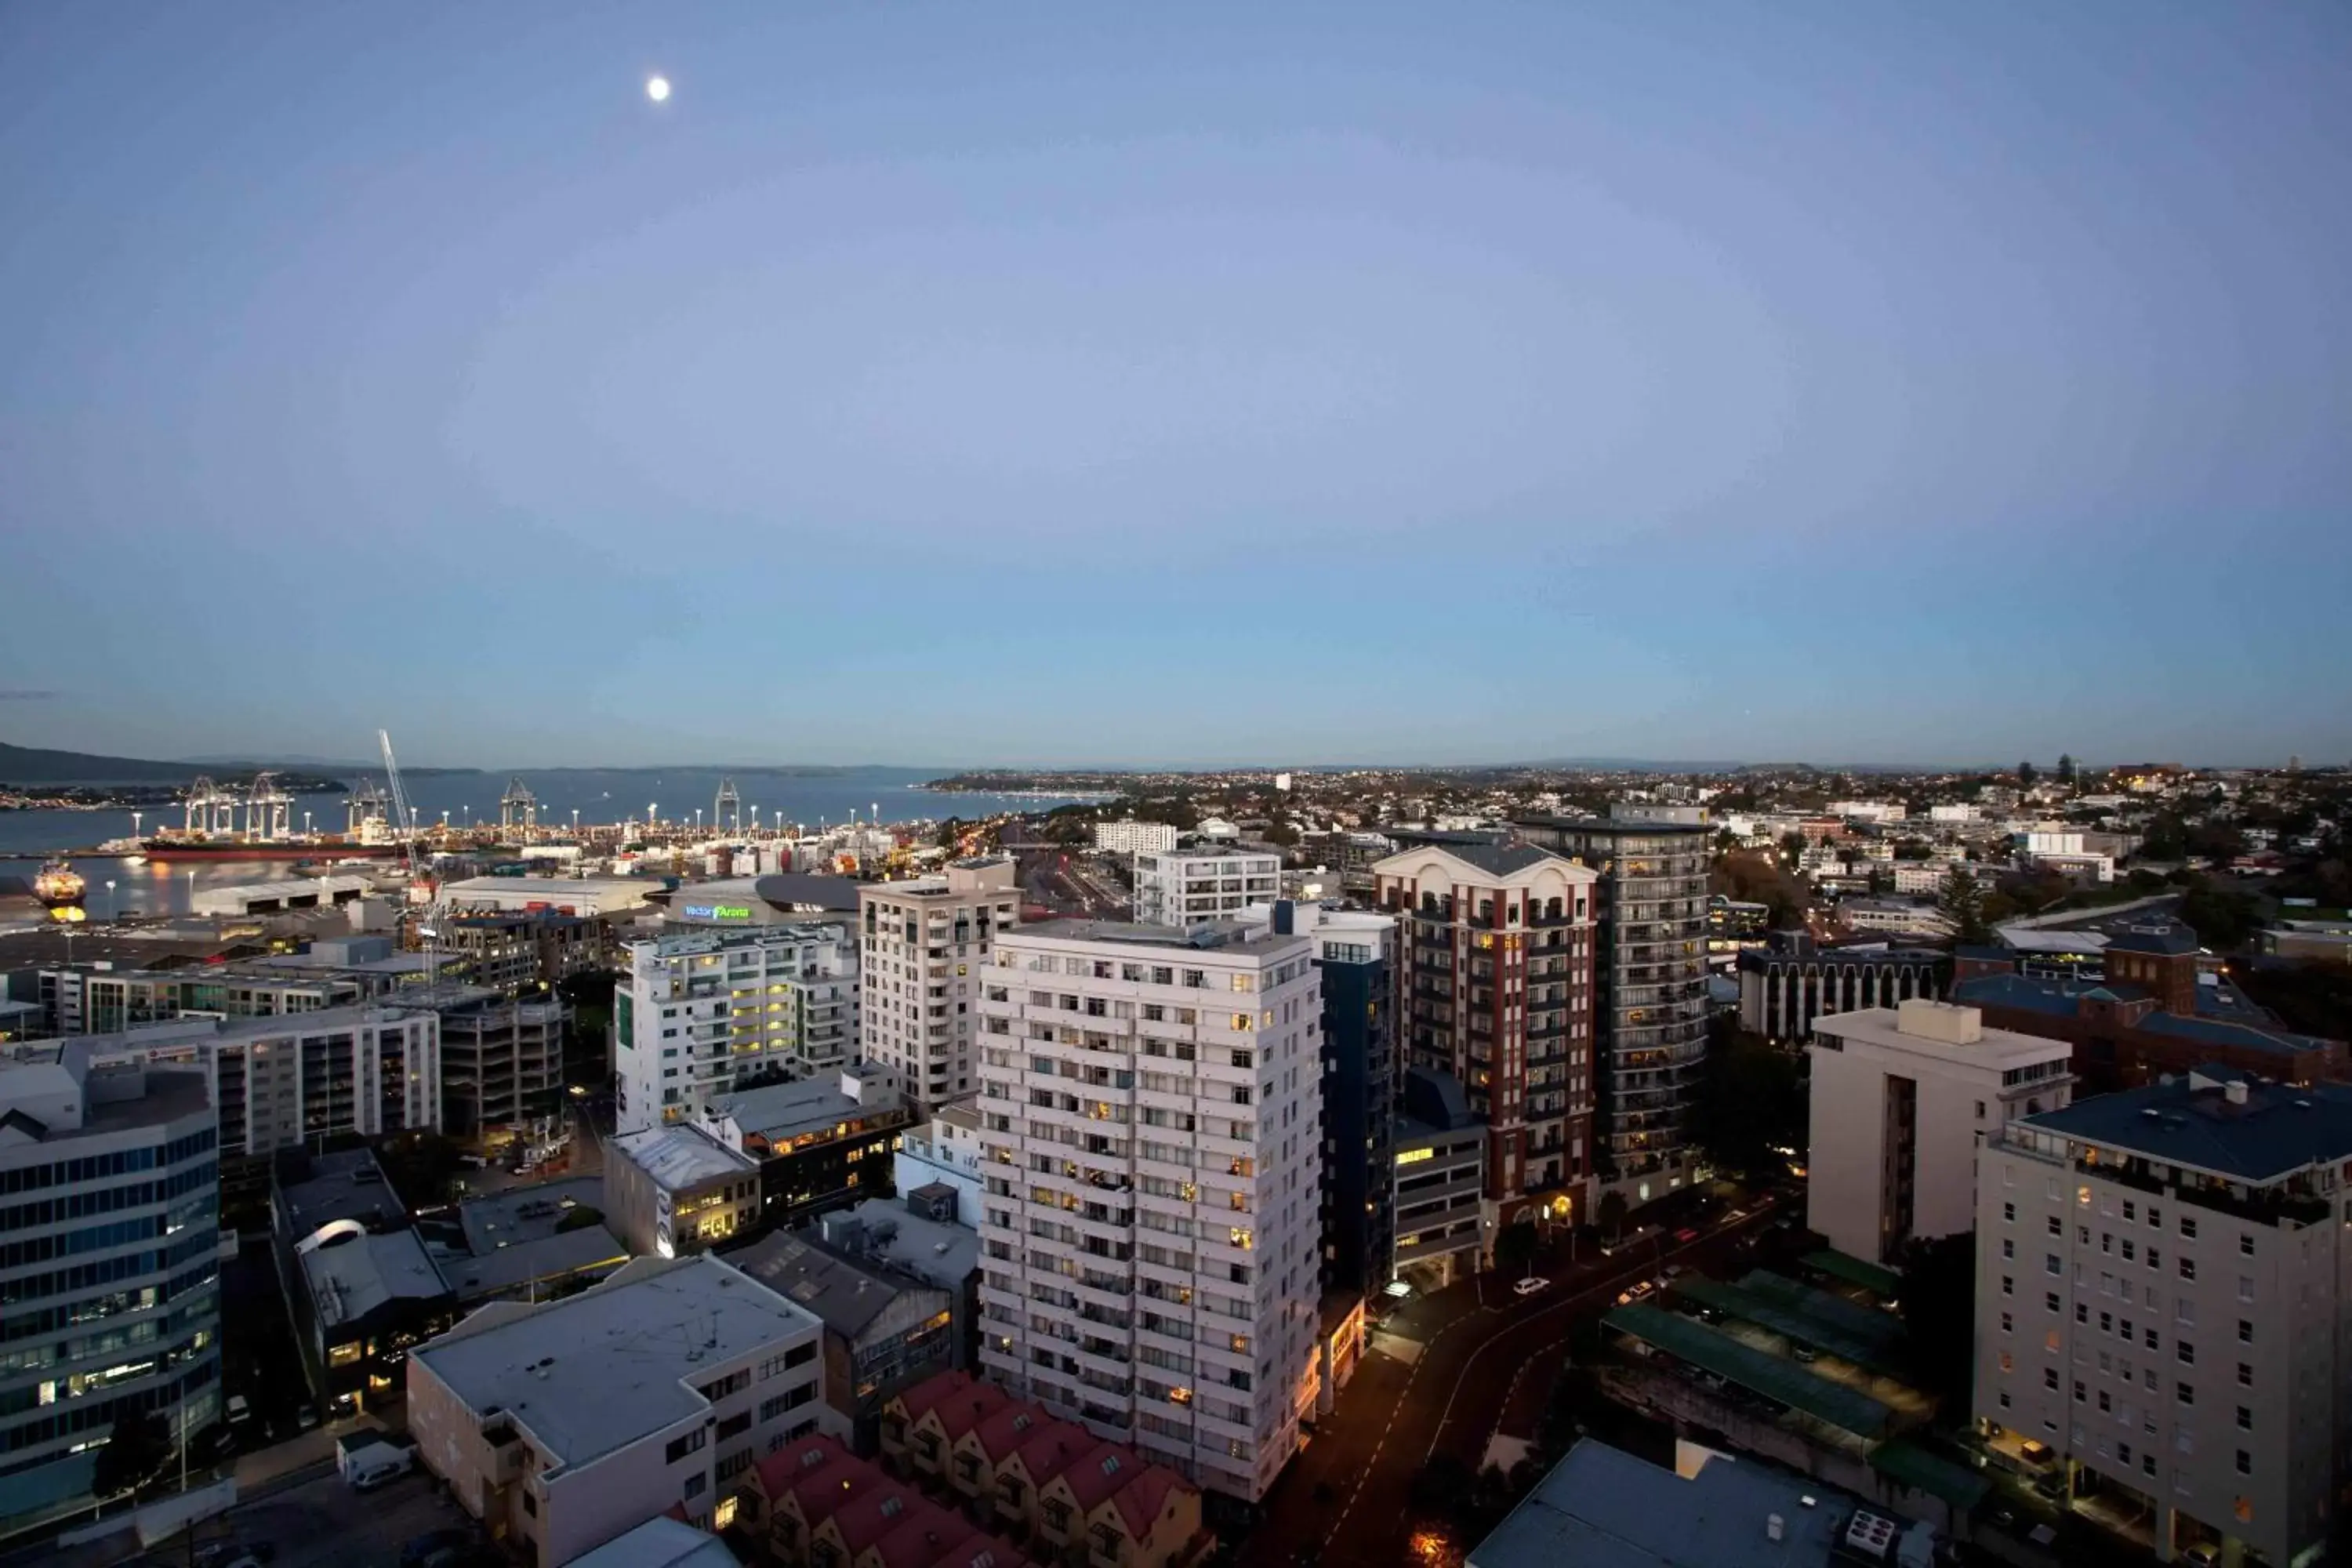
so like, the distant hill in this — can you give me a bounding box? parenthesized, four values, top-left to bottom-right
(0, 741, 358, 786)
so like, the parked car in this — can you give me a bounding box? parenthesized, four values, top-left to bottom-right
(402, 1530, 476, 1568)
(1674, 1227, 1700, 1243)
(1616, 1280, 1656, 1307)
(1512, 1276, 1549, 1298)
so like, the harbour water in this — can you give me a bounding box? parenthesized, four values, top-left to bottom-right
(0, 766, 1101, 918)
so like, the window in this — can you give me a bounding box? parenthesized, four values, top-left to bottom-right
(2142, 1454, 2157, 1478)
(683, 1473, 706, 1499)
(2238, 1276, 2255, 1303)
(666, 1430, 707, 1463)
(2180, 1216, 2198, 1239)
(2238, 1362, 2253, 1387)
(2177, 1341, 2194, 1366)
(2238, 1319, 2253, 1345)
(2043, 1368, 2059, 1391)
(2046, 1216, 2060, 1236)
(2179, 1258, 2196, 1281)
(2073, 1380, 2086, 1404)
(2002, 1276, 2015, 1298)
(2239, 1233, 2254, 1256)
(2003, 1202, 2016, 1222)
(2177, 1382, 2194, 1406)
(2236, 1450, 2252, 1476)
(2002, 1239, 2016, 1260)
(2236, 1406, 2252, 1431)
(2045, 1254, 2062, 1276)
(2001, 1312, 2013, 1334)
(2045, 1292, 2061, 1313)
(2122, 1201, 2135, 1222)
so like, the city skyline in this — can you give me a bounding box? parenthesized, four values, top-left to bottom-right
(3, 3, 2348, 767)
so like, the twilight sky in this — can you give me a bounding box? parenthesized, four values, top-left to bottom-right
(2, 2, 2347, 769)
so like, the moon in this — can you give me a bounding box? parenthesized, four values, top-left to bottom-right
(646, 75, 671, 103)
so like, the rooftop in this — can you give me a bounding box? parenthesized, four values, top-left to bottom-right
(2103, 920, 2201, 956)
(1467, 1439, 1886, 1568)
(1010, 918, 1305, 955)
(566, 1517, 739, 1568)
(1508, 813, 1714, 837)
(458, 1176, 610, 1253)
(412, 1255, 821, 1472)
(708, 1075, 906, 1146)
(826, 1196, 981, 1287)
(2016, 1069, 2352, 1184)
(1952, 973, 2336, 1059)
(1812, 1002, 2072, 1067)
(278, 1149, 408, 1235)
(1602, 1305, 1895, 1439)
(301, 1227, 450, 1327)
(434, 1225, 628, 1301)
(725, 1232, 947, 1338)
(610, 1123, 760, 1191)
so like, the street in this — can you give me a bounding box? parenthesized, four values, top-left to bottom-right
(1240, 1200, 1788, 1566)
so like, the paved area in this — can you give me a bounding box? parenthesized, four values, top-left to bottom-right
(1239, 1199, 1791, 1567)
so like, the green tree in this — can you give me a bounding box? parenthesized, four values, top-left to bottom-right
(1596, 1189, 1629, 1244)
(1690, 1022, 1806, 1181)
(1936, 866, 1991, 946)
(1779, 830, 1808, 865)
(2056, 753, 2076, 786)
(2018, 760, 2038, 788)
(2179, 880, 2262, 952)
(93, 1410, 171, 1500)
(1494, 1219, 1540, 1278)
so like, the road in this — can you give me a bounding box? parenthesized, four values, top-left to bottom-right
(1240, 1200, 1788, 1567)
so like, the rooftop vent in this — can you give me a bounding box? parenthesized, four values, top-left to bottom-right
(1767, 1515, 1784, 1542)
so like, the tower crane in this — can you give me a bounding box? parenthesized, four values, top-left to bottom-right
(379, 728, 453, 976)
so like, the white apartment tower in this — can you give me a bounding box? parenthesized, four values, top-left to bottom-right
(858, 857, 1019, 1109)
(974, 920, 1324, 1504)
(1806, 1000, 2074, 1265)
(616, 925, 858, 1131)
(1975, 1069, 2352, 1566)
(1132, 848, 1281, 929)
(1094, 819, 1180, 856)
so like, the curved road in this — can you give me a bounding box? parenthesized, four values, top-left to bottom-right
(1242, 1200, 1785, 1566)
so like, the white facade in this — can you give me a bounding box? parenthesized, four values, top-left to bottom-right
(1806, 1001, 2074, 1265)
(407, 1255, 836, 1566)
(616, 926, 858, 1132)
(1840, 899, 1957, 939)
(1976, 1073, 2352, 1566)
(438, 877, 658, 917)
(1094, 819, 1179, 856)
(1131, 848, 1281, 930)
(973, 920, 1324, 1503)
(857, 858, 1019, 1109)
(1891, 863, 1955, 895)
(894, 1102, 987, 1229)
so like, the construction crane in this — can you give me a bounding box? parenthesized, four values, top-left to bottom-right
(378, 728, 456, 979)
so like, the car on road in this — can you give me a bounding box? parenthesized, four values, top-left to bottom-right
(1674, 1227, 1700, 1243)
(1512, 1276, 1549, 1298)
(1616, 1280, 1655, 1307)
(403, 1529, 478, 1567)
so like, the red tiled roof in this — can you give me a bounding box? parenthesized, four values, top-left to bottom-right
(871, 1507, 982, 1568)
(967, 1401, 1046, 1462)
(1109, 1465, 1189, 1541)
(1051, 1440, 1137, 1512)
(798, 1464, 887, 1533)
(894, 1369, 1000, 1428)
(755, 1432, 854, 1502)
(832, 1484, 932, 1555)
(1005, 1420, 1098, 1487)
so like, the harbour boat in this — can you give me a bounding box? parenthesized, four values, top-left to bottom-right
(33, 858, 85, 906)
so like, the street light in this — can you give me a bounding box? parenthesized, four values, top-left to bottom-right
(303, 810, 313, 836)
(105, 880, 116, 920)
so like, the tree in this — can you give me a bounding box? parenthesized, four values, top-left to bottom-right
(1779, 830, 1809, 865)
(1596, 1189, 1628, 1244)
(1936, 866, 1991, 946)
(1690, 1019, 1805, 1182)
(2056, 753, 2076, 786)
(93, 1410, 170, 1500)
(2017, 760, 2038, 788)
(555, 1204, 606, 1233)
(2179, 879, 2262, 952)
(1494, 1219, 1540, 1278)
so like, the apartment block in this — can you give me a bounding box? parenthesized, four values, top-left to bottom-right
(1131, 848, 1280, 930)
(1807, 1000, 2074, 1265)
(1975, 1069, 2352, 1566)
(1511, 812, 1712, 1204)
(1737, 932, 1946, 1045)
(858, 858, 1019, 1110)
(434, 989, 565, 1136)
(0, 1042, 221, 1530)
(1094, 819, 1179, 856)
(972, 920, 1325, 1502)
(407, 1254, 833, 1565)
(615, 925, 858, 1131)
(1372, 843, 1599, 1227)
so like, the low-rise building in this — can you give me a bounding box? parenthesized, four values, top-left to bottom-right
(1976, 1069, 2352, 1566)
(0, 1043, 221, 1531)
(1738, 933, 1946, 1045)
(749, 1428, 1043, 1568)
(436, 877, 659, 918)
(1838, 898, 1955, 940)
(1807, 1001, 2074, 1265)
(893, 1102, 985, 1229)
(728, 1222, 956, 1450)
(697, 1072, 912, 1230)
(567, 1517, 738, 1568)
(427, 1176, 629, 1308)
(273, 1149, 456, 1417)
(437, 910, 603, 995)
(431, 988, 567, 1137)
(407, 1254, 832, 1563)
(604, 1123, 763, 1258)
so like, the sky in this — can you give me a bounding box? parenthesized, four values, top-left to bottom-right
(2, 2, 2348, 770)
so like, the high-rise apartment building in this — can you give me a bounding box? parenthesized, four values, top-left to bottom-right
(0, 1041, 221, 1530)
(1371, 844, 1598, 1229)
(1132, 848, 1281, 930)
(615, 926, 858, 1131)
(1806, 1000, 2073, 1264)
(857, 857, 1019, 1109)
(972, 920, 1325, 1503)
(1974, 1069, 2352, 1566)
(1512, 811, 1713, 1204)
(1094, 819, 1180, 856)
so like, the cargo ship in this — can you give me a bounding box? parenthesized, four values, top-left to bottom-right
(33, 858, 86, 906)
(140, 837, 405, 862)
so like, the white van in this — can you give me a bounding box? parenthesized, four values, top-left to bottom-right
(340, 1440, 414, 1492)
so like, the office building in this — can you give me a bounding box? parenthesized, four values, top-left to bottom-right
(1807, 1000, 2074, 1265)
(0, 1042, 220, 1530)
(973, 919, 1324, 1502)
(1131, 848, 1281, 930)
(407, 1254, 832, 1563)
(435, 876, 658, 918)
(1372, 841, 1599, 1227)
(436, 910, 602, 995)
(1094, 820, 1179, 856)
(895, 1102, 987, 1229)
(604, 1123, 764, 1258)
(858, 858, 1019, 1109)
(615, 924, 858, 1131)
(431, 988, 566, 1136)
(1512, 811, 1713, 1204)
(697, 1071, 913, 1229)
(1738, 933, 1947, 1045)
(1975, 1069, 2352, 1567)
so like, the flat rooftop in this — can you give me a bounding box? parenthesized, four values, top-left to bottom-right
(412, 1255, 820, 1472)
(727, 1232, 946, 1338)
(278, 1149, 408, 1234)
(710, 1076, 906, 1145)
(302, 1228, 449, 1328)
(1811, 1003, 2074, 1068)
(610, 1123, 760, 1190)
(434, 1225, 627, 1301)
(1011, 918, 1305, 954)
(458, 1176, 608, 1254)
(568, 1517, 739, 1568)
(2019, 1069, 2352, 1183)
